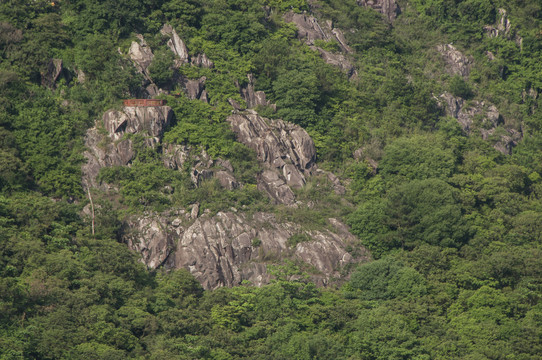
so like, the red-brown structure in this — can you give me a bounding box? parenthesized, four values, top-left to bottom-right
(123, 99, 167, 107)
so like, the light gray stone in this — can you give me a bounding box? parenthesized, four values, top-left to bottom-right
(123, 210, 369, 289)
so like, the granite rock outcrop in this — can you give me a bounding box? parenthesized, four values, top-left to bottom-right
(239, 74, 274, 109)
(122, 210, 368, 289)
(439, 92, 522, 154)
(82, 105, 173, 189)
(437, 44, 472, 78)
(160, 24, 189, 65)
(128, 35, 154, 80)
(162, 144, 239, 189)
(284, 12, 357, 78)
(227, 110, 316, 204)
(357, 0, 401, 22)
(41, 58, 71, 89)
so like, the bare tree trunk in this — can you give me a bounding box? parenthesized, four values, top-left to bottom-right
(87, 188, 95, 236)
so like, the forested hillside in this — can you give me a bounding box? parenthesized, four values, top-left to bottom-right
(1, 0, 541, 358)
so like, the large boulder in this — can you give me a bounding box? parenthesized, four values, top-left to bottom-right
(182, 76, 207, 100)
(162, 143, 191, 170)
(313, 47, 357, 78)
(163, 144, 239, 190)
(284, 12, 357, 78)
(123, 214, 174, 269)
(484, 8, 512, 39)
(41, 58, 71, 89)
(239, 74, 273, 109)
(227, 111, 316, 175)
(257, 170, 296, 205)
(483, 8, 523, 47)
(283, 12, 329, 45)
(440, 92, 500, 133)
(191, 53, 214, 68)
(103, 106, 172, 140)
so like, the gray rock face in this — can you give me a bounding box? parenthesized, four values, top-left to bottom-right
(483, 9, 523, 48)
(163, 143, 191, 170)
(191, 53, 214, 68)
(123, 210, 368, 289)
(227, 111, 316, 203)
(228, 111, 316, 175)
(284, 12, 328, 45)
(41, 58, 70, 89)
(357, 0, 401, 21)
(104, 106, 172, 140)
(82, 106, 173, 189)
(313, 47, 357, 78)
(160, 25, 214, 71)
(163, 144, 239, 189)
(316, 169, 346, 195)
(492, 129, 522, 155)
(124, 214, 173, 269)
(129, 35, 154, 80)
(284, 12, 357, 78)
(437, 44, 472, 78)
(160, 24, 189, 65)
(484, 9, 512, 38)
(440, 92, 500, 133)
(240, 74, 273, 109)
(331, 27, 353, 53)
(183, 76, 207, 100)
(440, 92, 521, 154)
(74, 67, 86, 83)
(215, 171, 239, 190)
(258, 170, 296, 205)
(126, 30, 212, 101)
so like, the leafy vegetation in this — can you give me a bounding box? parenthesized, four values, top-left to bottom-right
(1, 0, 541, 358)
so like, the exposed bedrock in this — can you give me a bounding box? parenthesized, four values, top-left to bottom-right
(437, 44, 472, 78)
(128, 35, 154, 80)
(439, 92, 522, 154)
(162, 144, 239, 190)
(357, 0, 401, 22)
(239, 74, 274, 109)
(122, 210, 368, 290)
(82, 106, 173, 189)
(227, 110, 316, 204)
(284, 12, 357, 78)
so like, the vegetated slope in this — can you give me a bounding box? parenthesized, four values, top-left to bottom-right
(0, 0, 541, 358)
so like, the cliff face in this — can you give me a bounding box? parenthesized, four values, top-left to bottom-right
(82, 106, 173, 189)
(123, 210, 367, 289)
(227, 110, 316, 205)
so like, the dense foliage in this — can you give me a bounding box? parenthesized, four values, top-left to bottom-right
(1, 0, 541, 358)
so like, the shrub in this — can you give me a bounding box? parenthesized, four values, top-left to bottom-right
(449, 75, 474, 99)
(287, 233, 312, 248)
